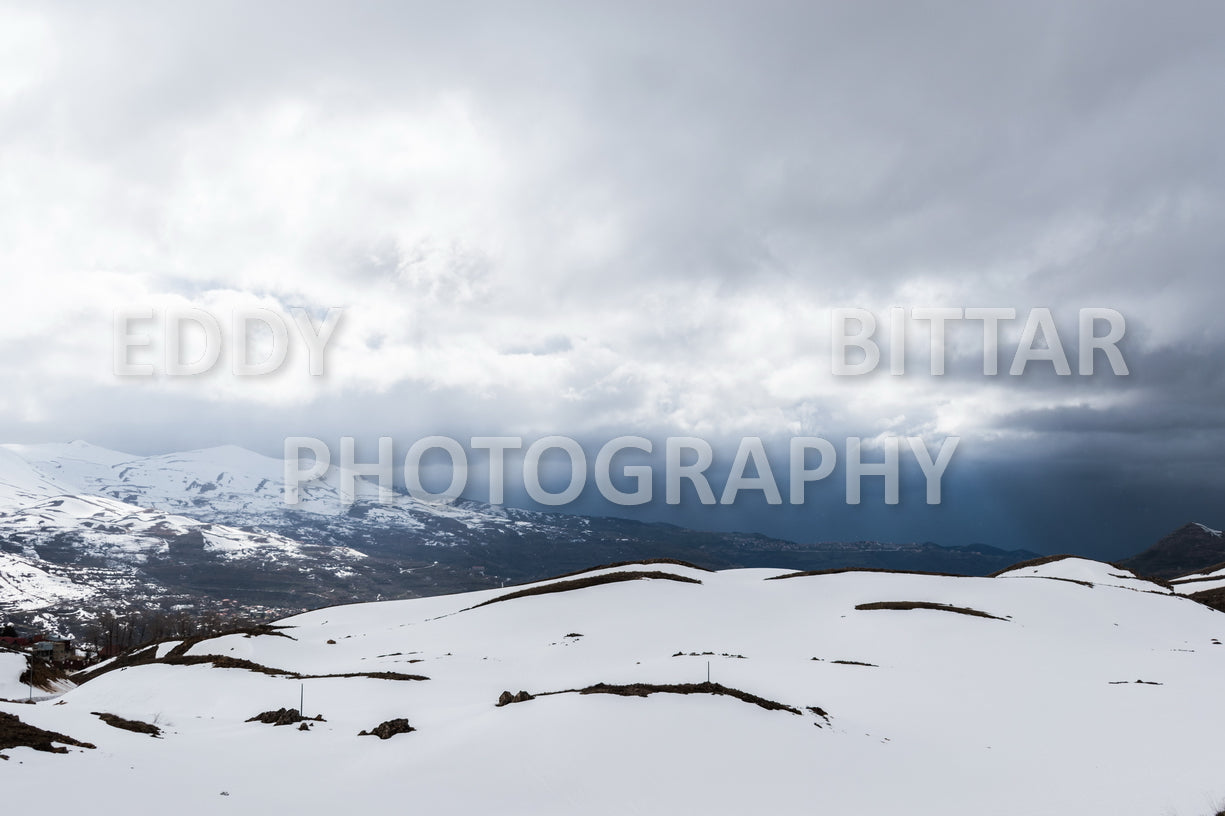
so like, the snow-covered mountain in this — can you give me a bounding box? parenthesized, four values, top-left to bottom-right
(4, 439, 510, 526)
(0, 551, 96, 612)
(3, 558, 1224, 815)
(0, 441, 1043, 634)
(0, 443, 385, 633)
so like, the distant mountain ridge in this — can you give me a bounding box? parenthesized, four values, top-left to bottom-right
(0, 441, 1041, 636)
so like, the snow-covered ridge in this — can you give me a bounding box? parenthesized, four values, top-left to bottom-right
(1, 440, 531, 533)
(994, 555, 1172, 594)
(2, 563, 1225, 815)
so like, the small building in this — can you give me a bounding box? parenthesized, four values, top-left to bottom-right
(31, 639, 74, 664)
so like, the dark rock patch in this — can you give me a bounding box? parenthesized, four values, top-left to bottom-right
(854, 601, 1007, 621)
(246, 708, 326, 726)
(92, 712, 161, 736)
(358, 718, 415, 739)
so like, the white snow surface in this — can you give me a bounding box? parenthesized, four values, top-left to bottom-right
(995, 555, 1172, 593)
(0, 650, 31, 700)
(2, 563, 1225, 815)
(0, 551, 97, 611)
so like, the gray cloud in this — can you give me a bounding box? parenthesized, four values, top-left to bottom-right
(2, 0, 1223, 557)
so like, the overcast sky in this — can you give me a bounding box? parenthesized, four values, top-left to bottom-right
(2, 1, 1223, 558)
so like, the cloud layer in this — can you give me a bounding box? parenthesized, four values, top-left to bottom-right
(2, 1, 1223, 556)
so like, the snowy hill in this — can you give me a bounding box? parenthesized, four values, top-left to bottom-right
(2, 559, 1224, 815)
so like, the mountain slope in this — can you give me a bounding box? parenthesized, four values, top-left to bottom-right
(0, 442, 1040, 635)
(1117, 522, 1225, 578)
(2, 559, 1224, 815)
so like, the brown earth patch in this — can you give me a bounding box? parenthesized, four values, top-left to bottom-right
(19, 659, 72, 693)
(91, 712, 162, 736)
(854, 601, 1007, 620)
(497, 681, 813, 717)
(543, 559, 714, 582)
(1189, 587, 1225, 614)
(470, 570, 702, 610)
(0, 711, 95, 755)
(767, 566, 966, 580)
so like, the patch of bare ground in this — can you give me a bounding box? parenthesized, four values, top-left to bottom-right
(1189, 587, 1225, 614)
(1108, 679, 1163, 685)
(854, 601, 1007, 620)
(767, 566, 966, 580)
(1173, 559, 1225, 579)
(0, 711, 95, 755)
(73, 624, 297, 685)
(82, 652, 429, 682)
(162, 654, 294, 675)
(470, 570, 702, 610)
(181, 656, 429, 682)
(358, 718, 415, 739)
(672, 651, 747, 659)
(543, 559, 714, 582)
(327, 671, 429, 681)
(578, 682, 803, 714)
(818, 659, 877, 667)
(19, 659, 72, 692)
(1169, 573, 1225, 585)
(497, 682, 816, 717)
(246, 708, 326, 726)
(91, 712, 161, 736)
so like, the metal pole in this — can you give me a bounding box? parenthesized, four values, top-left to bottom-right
(706, 661, 710, 684)
(300, 683, 304, 716)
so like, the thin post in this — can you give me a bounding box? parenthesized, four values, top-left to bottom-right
(706, 661, 711, 684)
(300, 683, 304, 716)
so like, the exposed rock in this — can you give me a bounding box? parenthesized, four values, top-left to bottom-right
(358, 718, 414, 739)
